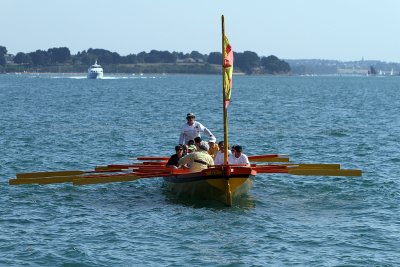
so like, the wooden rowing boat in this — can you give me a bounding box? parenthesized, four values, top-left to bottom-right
(161, 16, 253, 205)
(8, 16, 362, 207)
(164, 166, 256, 205)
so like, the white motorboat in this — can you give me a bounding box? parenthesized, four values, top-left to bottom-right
(87, 60, 103, 79)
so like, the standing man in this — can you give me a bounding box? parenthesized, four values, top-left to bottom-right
(179, 113, 215, 145)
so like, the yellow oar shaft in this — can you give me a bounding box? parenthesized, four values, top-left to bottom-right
(10, 173, 141, 185)
(15, 168, 133, 180)
(73, 174, 139, 185)
(288, 169, 362, 176)
(9, 176, 75, 185)
(286, 164, 341, 169)
(16, 170, 84, 179)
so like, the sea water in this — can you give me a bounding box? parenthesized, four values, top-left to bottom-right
(0, 74, 399, 266)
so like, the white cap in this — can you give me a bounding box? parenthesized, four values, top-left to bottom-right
(198, 141, 210, 151)
(209, 136, 216, 143)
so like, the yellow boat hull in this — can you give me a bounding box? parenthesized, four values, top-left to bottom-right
(163, 166, 255, 205)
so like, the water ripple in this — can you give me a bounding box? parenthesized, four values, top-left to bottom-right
(1, 75, 399, 266)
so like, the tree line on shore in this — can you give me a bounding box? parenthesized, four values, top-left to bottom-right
(0, 45, 290, 75)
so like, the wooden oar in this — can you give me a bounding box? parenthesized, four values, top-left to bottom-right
(9, 176, 76, 185)
(136, 154, 290, 162)
(72, 173, 140, 185)
(13, 167, 136, 180)
(16, 170, 85, 179)
(285, 163, 341, 169)
(248, 154, 289, 162)
(136, 157, 169, 161)
(136, 172, 172, 178)
(248, 154, 288, 159)
(95, 162, 167, 172)
(288, 169, 362, 176)
(74, 169, 179, 185)
(10, 167, 139, 185)
(253, 168, 288, 174)
(250, 157, 289, 162)
(95, 166, 132, 172)
(252, 163, 340, 172)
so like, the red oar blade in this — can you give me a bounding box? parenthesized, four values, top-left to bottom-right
(249, 154, 289, 162)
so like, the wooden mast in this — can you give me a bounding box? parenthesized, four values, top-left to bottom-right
(222, 15, 229, 166)
(222, 15, 232, 206)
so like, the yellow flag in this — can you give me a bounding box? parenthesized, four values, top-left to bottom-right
(223, 35, 233, 108)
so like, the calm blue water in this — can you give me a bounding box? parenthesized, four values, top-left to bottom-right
(0, 74, 399, 266)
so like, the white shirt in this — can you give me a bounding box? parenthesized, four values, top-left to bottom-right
(179, 121, 214, 145)
(214, 150, 232, 165)
(228, 153, 250, 165)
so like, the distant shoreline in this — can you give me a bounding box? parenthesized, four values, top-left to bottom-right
(0, 47, 291, 75)
(2, 59, 400, 76)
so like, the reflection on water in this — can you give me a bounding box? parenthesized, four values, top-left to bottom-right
(162, 184, 256, 210)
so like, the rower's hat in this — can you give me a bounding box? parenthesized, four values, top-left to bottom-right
(188, 145, 197, 151)
(198, 141, 210, 151)
(234, 145, 243, 152)
(209, 136, 216, 143)
(186, 113, 196, 119)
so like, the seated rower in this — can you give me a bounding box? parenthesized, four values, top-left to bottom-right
(187, 144, 197, 153)
(178, 141, 214, 172)
(214, 141, 232, 165)
(228, 145, 250, 167)
(194, 136, 202, 149)
(185, 145, 196, 169)
(187, 140, 195, 146)
(182, 144, 189, 156)
(166, 145, 184, 169)
(208, 136, 219, 159)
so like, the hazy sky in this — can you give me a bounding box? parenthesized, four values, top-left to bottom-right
(2, 0, 400, 62)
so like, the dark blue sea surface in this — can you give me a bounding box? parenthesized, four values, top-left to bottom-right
(0, 74, 399, 266)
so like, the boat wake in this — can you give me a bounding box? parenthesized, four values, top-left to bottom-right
(100, 76, 160, 80)
(51, 76, 162, 80)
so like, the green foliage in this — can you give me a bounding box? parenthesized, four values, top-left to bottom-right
(189, 51, 206, 62)
(261, 55, 290, 74)
(234, 51, 260, 74)
(5, 46, 292, 75)
(48, 47, 71, 63)
(113, 63, 219, 74)
(86, 48, 121, 64)
(0, 45, 7, 66)
(29, 50, 50, 66)
(121, 54, 137, 64)
(136, 50, 177, 63)
(14, 52, 32, 65)
(0, 46, 7, 56)
(207, 52, 221, 64)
